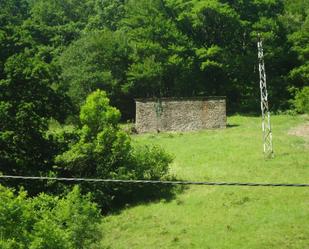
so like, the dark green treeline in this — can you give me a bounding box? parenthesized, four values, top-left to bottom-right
(1, 0, 308, 117)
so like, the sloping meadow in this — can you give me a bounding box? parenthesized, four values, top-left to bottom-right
(100, 115, 309, 249)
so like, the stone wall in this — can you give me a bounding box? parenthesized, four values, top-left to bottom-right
(135, 97, 226, 133)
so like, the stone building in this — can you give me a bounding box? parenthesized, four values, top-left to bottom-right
(135, 97, 226, 133)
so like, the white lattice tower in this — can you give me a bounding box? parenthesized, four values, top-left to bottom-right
(257, 36, 274, 158)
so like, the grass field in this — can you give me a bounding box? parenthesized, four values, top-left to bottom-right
(100, 115, 309, 249)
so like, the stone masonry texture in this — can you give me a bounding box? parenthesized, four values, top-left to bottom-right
(135, 97, 226, 133)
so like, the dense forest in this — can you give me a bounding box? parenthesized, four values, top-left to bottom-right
(1, 0, 308, 117)
(0, 0, 308, 247)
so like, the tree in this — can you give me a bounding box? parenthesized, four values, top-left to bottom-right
(293, 86, 309, 114)
(25, 0, 95, 48)
(284, 0, 309, 88)
(0, 50, 67, 194)
(87, 0, 126, 31)
(55, 90, 172, 208)
(169, 0, 243, 97)
(122, 0, 196, 97)
(0, 0, 30, 79)
(60, 29, 131, 114)
(0, 185, 101, 249)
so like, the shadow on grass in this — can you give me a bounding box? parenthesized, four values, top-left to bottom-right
(82, 179, 187, 215)
(109, 184, 186, 215)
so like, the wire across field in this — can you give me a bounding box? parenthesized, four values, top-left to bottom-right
(1, 175, 308, 187)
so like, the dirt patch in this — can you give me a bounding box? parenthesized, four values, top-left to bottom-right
(288, 123, 309, 139)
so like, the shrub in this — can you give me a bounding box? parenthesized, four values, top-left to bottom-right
(55, 90, 132, 180)
(0, 185, 101, 249)
(293, 86, 309, 114)
(129, 145, 173, 180)
(55, 90, 172, 209)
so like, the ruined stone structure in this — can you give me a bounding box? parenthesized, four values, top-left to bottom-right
(135, 97, 226, 133)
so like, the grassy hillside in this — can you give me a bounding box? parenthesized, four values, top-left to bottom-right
(100, 115, 309, 249)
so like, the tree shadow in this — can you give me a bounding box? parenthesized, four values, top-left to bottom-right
(85, 180, 187, 215)
(107, 184, 187, 215)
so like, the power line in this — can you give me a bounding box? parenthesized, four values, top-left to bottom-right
(0, 175, 308, 187)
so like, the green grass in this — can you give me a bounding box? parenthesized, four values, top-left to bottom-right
(100, 115, 309, 249)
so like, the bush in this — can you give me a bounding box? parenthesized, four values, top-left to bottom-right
(293, 86, 309, 114)
(129, 145, 173, 180)
(0, 185, 101, 249)
(55, 90, 172, 209)
(55, 90, 132, 180)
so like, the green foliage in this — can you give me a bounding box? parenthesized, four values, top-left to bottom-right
(288, 18, 309, 85)
(0, 50, 65, 193)
(121, 0, 194, 97)
(130, 145, 173, 180)
(0, 185, 100, 249)
(282, 0, 309, 88)
(0, 0, 308, 119)
(60, 29, 130, 111)
(187, 0, 241, 47)
(80, 90, 121, 130)
(293, 86, 309, 114)
(56, 90, 130, 177)
(26, 0, 94, 48)
(55, 90, 172, 208)
(1, 0, 301, 118)
(87, 0, 126, 31)
(0, 0, 74, 193)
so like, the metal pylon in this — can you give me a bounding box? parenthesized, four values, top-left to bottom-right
(257, 36, 274, 158)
